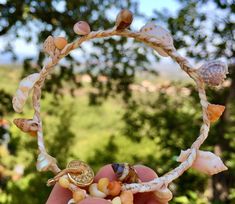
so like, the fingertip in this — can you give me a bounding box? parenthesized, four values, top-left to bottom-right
(46, 183, 72, 204)
(94, 164, 117, 182)
(79, 197, 111, 204)
(134, 165, 158, 182)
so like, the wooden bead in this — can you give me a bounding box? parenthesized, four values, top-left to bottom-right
(73, 190, 85, 202)
(73, 21, 91, 35)
(97, 177, 110, 194)
(120, 191, 133, 204)
(115, 9, 133, 30)
(207, 104, 225, 122)
(54, 37, 67, 50)
(108, 181, 121, 196)
(112, 196, 122, 204)
(58, 176, 70, 188)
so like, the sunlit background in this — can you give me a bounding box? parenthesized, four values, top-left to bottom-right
(0, 0, 234, 203)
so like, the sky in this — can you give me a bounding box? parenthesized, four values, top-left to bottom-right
(0, 0, 189, 78)
(0, 0, 180, 63)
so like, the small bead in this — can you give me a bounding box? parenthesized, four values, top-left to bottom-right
(98, 177, 110, 194)
(120, 191, 133, 204)
(108, 181, 121, 196)
(58, 176, 70, 188)
(89, 183, 107, 198)
(112, 196, 122, 204)
(54, 37, 67, 50)
(73, 190, 85, 202)
(73, 21, 91, 35)
(115, 9, 133, 30)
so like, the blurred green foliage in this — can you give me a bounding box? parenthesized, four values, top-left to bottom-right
(0, 0, 235, 204)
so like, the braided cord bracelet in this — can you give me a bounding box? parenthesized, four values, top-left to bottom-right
(12, 9, 228, 204)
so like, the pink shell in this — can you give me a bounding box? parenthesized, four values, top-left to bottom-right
(178, 149, 228, 175)
(198, 60, 228, 86)
(73, 21, 91, 35)
(140, 22, 174, 57)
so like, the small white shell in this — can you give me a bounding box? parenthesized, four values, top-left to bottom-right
(197, 60, 228, 86)
(43, 35, 56, 57)
(178, 149, 228, 175)
(67, 198, 76, 204)
(140, 22, 174, 57)
(36, 152, 57, 172)
(89, 183, 107, 198)
(13, 73, 40, 113)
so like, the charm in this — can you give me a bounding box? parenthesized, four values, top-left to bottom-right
(115, 9, 133, 30)
(12, 73, 40, 113)
(67, 160, 94, 187)
(207, 104, 225, 122)
(112, 163, 140, 183)
(73, 21, 91, 35)
(13, 118, 39, 136)
(197, 60, 228, 86)
(140, 22, 174, 57)
(177, 149, 228, 175)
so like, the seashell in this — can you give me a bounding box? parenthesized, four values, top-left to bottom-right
(73, 190, 85, 202)
(36, 151, 57, 172)
(108, 181, 121, 196)
(89, 183, 107, 198)
(197, 60, 228, 86)
(177, 149, 228, 175)
(120, 191, 134, 204)
(112, 163, 140, 183)
(13, 118, 39, 136)
(12, 73, 40, 113)
(154, 186, 173, 204)
(97, 177, 110, 194)
(43, 35, 56, 57)
(140, 22, 174, 57)
(112, 196, 122, 204)
(207, 104, 225, 122)
(58, 176, 70, 189)
(115, 9, 133, 30)
(67, 198, 76, 204)
(73, 21, 91, 35)
(54, 37, 67, 50)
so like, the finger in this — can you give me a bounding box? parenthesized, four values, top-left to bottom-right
(134, 165, 158, 181)
(79, 197, 111, 204)
(94, 164, 116, 182)
(46, 183, 72, 204)
(133, 165, 161, 204)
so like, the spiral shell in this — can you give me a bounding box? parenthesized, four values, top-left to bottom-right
(178, 149, 228, 175)
(12, 73, 40, 113)
(112, 163, 140, 183)
(140, 22, 174, 57)
(197, 60, 228, 86)
(13, 118, 39, 136)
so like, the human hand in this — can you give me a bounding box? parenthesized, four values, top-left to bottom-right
(47, 164, 161, 204)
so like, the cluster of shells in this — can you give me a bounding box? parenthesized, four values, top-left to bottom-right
(11, 8, 229, 204)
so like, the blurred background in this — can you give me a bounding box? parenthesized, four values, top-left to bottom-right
(0, 0, 234, 203)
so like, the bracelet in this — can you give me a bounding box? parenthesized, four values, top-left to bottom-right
(12, 9, 228, 204)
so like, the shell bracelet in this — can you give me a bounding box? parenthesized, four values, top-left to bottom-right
(12, 9, 228, 204)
